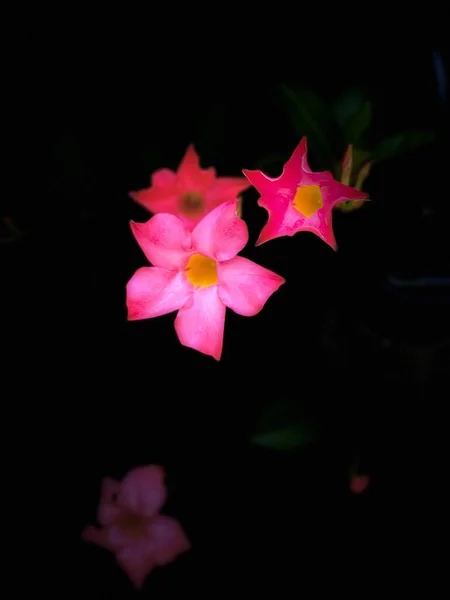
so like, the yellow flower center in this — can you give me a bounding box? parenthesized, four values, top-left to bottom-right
(292, 184, 323, 217)
(115, 511, 147, 540)
(179, 191, 205, 217)
(185, 254, 218, 288)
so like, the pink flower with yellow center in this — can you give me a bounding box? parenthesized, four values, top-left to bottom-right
(243, 137, 369, 250)
(129, 144, 250, 230)
(81, 465, 190, 590)
(126, 200, 285, 360)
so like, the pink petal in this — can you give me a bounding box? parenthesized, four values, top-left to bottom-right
(242, 168, 276, 196)
(100, 477, 120, 503)
(147, 515, 191, 566)
(324, 180, 369, 208)
(255, 194, 291, 246)
(191, 201, 248, 261)
(126, 267, 192, 321)
(152, 168, 176, 187)
(130, 214, 192, 270)
(350, 475, 370, 494)
(116, 544, 156, 590)
(281, 137, 334, 187)
(218, 256, 285, 316)
(98, 503, 122, 526)
(177, 144, 216, 190)
(81, 525, 117, 552)
(118, 465, 167, 517)
(129, 178, 180, 215)
(205, 177, 251, 209)
(174, 286, 226, 360)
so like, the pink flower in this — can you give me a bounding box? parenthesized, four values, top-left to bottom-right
(350, 474, 370, 494)
(129, 144, 250, 231)
(126, 200, 285, 361)
(81, 465, 191, 590)
(243, 137, 369, 250)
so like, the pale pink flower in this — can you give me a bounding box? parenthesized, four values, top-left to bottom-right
(81, 465, 191, 590)
(129, 144, 250, 230)
(243, 137, 368, 250)
(126, 200, 285, 360)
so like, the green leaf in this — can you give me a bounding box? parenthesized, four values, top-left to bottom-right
(332, 88, 365, 133)
(346, 101, 372, 144)
(280, 84, 337, 162)
(251, 424, 316, 451)
(372, 131, 435, 161)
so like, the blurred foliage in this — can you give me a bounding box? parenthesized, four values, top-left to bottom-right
(260, 84, 436, 213)
(251, 398, 317, 451)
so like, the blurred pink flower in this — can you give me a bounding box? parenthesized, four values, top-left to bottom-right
(126, 200, 285, 360)
(129, 144, 250, 230)
(81, 465, 191, 590)
(350, 474, 370, 494)
(243, 137, 368, 250)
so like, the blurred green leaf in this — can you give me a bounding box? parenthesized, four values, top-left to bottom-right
(346, 101, 372, 144)
(255, 153, 286, 170)
(251, 424, 316, 451)
(251, 397, 316, 451)
(332, 88, 365, 133)
(280, 84, 338, 162)
(372, 130, 435, 161)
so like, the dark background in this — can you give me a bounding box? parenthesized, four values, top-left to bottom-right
(3, 32, 448, 595)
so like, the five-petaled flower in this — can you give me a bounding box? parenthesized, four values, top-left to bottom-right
(243, 137, 368, 250)
(81, 465, 191, 590)
(126, 200, 285, 360)
(129, 144, 250, 231)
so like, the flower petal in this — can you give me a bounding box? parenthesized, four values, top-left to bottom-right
(218, 256, 285, 316)
(174, 286, 225, 360)
(147, 515, 191, 566)
(324, 181, 369, 207)
(242, 168, 276, 196)
(205, 177, 251, 209)
(177, 144, 215, 190)
(191, 201, 248, 261)
(152, 168, 176, 187)
(118, 465, 167, 517)
(100, 477, 120, 503)
(127, 268, 192, 321)
(116, 544, 156, 590)
(282, 137, 333, 186)
(255, 194, 291, 246)
(130, 214, 192, 270)
(98, 503, 122, 526)
(81, 525, 117, 552)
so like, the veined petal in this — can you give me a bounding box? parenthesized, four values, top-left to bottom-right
(118, 466, 167, 517)
(174, 286, 225, 360)
(191, 201, 248, 261)
(218, 256, 285, 316)
(126, 268, 191, 321)
(130, 214, 192, 270)
(284, 202, 337, 250)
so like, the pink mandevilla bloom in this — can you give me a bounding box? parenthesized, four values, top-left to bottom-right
(129, 144, 250, 230)
(81, 465, 191, 590)
(243, 137, 369, 250)
(126, 200, 285, 360)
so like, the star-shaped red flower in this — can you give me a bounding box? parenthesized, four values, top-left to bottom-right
(243, 138, 369, 249)
(129, 144, 250, 231)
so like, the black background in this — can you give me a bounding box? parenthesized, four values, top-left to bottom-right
(3, 24, 448, 595)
